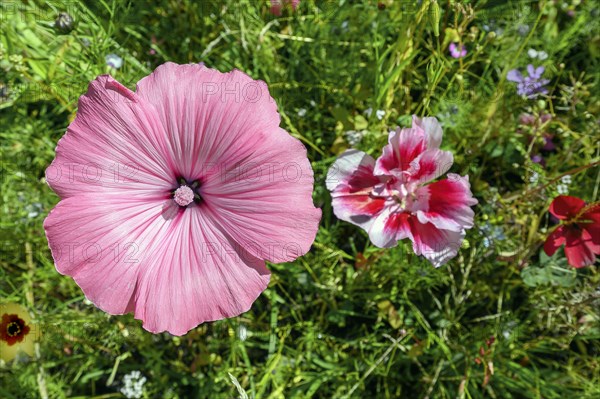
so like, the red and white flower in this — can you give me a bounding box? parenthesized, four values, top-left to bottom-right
(327, 116, 477, 267)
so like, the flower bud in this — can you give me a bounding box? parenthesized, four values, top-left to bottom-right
(429, 0, 440, 37)
(55, 12, 74, 34)
(537, 99, 547, 110)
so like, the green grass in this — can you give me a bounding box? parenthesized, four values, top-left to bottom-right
(1, 0, 599, 398)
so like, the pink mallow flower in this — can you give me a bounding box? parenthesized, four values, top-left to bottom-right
(326, 116, 477, 267)
(43, 62, 321, 335)
(270, 0, 300, 16)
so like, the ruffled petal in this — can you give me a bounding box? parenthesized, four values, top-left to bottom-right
(549, 195, 586, 220)
(374, 127, 427, 177)
(326, 149, 380, 191)
(46, 75, 174, 199)
(407, 148, 454, 184)
(327, 150, 387, 230)
(412, 115, 443, 149)
(414, 174, 477, 232)
(368, 207, 411, 248)
(408, 219, 465, 267)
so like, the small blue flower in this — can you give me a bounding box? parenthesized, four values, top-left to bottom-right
(105, 53, 123, 69)
(507, 64, 549, 99)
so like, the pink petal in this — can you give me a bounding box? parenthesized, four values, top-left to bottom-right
(44, 194, 160, 315)
(197, 126, 321, 263)
(133, 208, 270, 335)
(270, 1, 283, 15)
(408, 219, 465, 267)
(414, 174, 477, 232)
(327, 150, 387, 231)
(407, 148, 454, 184)
(412, 115, 443, 149)
(135, 62, 321, 264)
(45, 194, 271, 336)
(135, 63, 280, 182)
(270, 0, 300, 15)
(46, 75, 174, 199)
(374, 127, 427, 177)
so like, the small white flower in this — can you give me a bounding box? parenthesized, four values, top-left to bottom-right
(364, 107, 373, 117)
(105, 54, 123, 69)
(375, 109, 386, 120)
(527, 48, 548, 60)
(557, 184, 569, 195)
(120, 370, 147, 399)
(297, 108, 307, 117)
(341, 20, 349, 30)
(309, 100, 316, 107)
(529, 172, 539, 184)
(560, 175, 572, 185)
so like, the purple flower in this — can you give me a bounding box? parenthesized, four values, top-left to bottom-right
(449, 42, 467, 58)
(542, 134, 556, 151)
(507, 64, 550, 99)
(531, 154, 545, 166)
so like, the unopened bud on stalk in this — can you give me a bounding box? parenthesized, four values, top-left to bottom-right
(429, 0, 441, 37)
(55, 12, 74, 34)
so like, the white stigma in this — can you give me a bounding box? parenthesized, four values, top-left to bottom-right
(173, 185, 195, 206)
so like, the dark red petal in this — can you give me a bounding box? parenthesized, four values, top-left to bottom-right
(581, 227, 600, 255)
(564, 227, 596, 268)
(549, 195, 586, 220)
(579, 204, 600, 250)
(543, 225, 566, 256)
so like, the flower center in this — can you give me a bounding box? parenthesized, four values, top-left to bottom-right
(171, 177, 202, 208)
(373, 180, 420, 213)
(173, 185, 195, 207)
(7, 321, 21, 337)
(1, 313, 30, 345)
